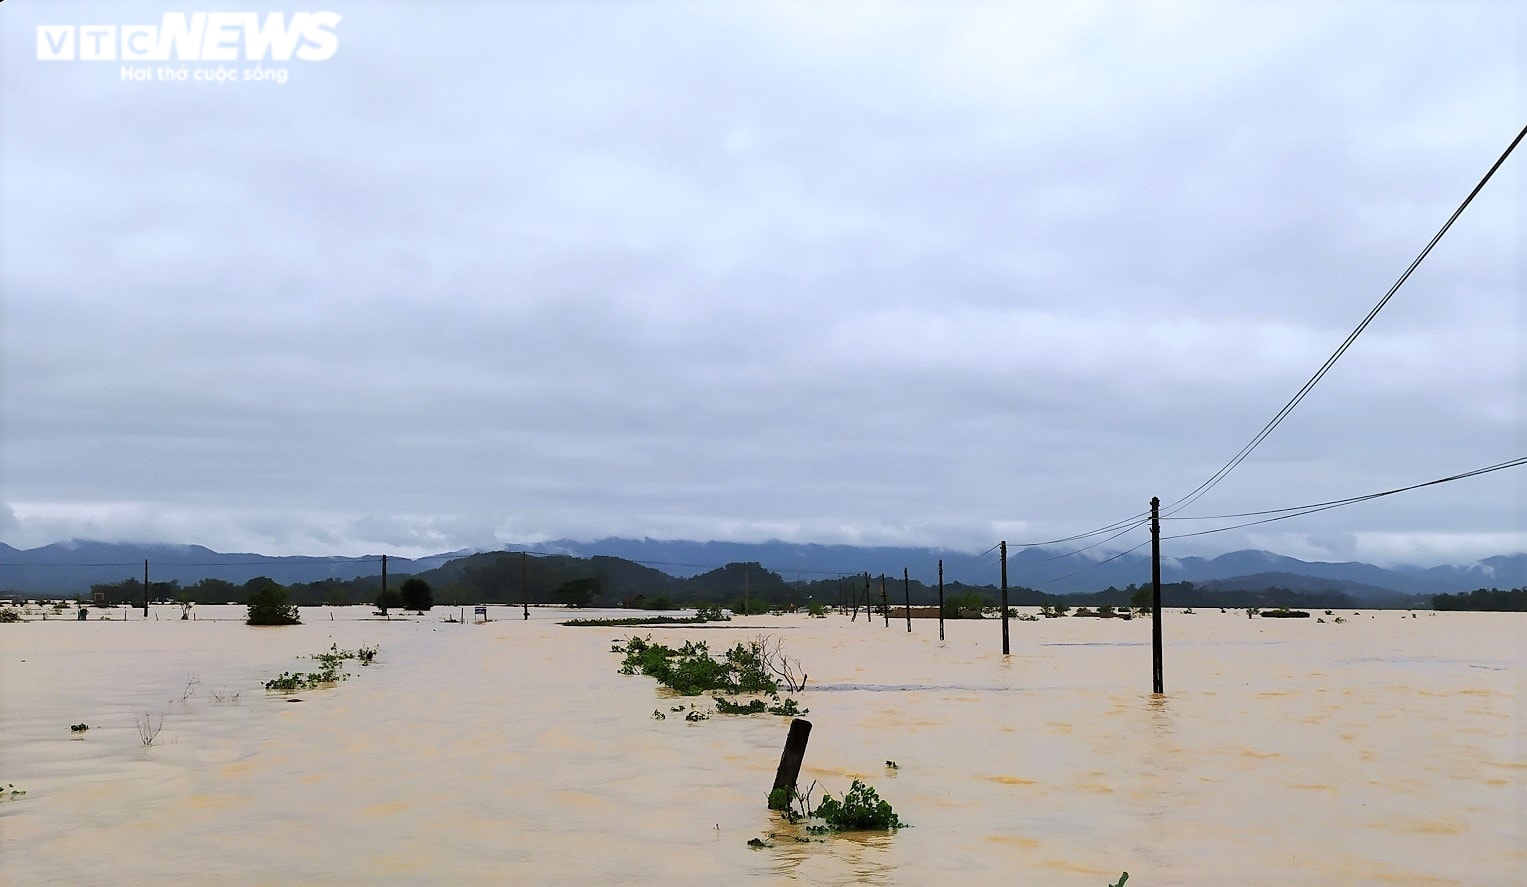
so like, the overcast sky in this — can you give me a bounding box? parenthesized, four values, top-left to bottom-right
(2, 1, 1522, 565)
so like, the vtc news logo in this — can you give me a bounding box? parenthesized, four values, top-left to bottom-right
(37, 12, 342, 62)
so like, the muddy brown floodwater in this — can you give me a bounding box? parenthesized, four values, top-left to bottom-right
(1, 606, 1523, 885)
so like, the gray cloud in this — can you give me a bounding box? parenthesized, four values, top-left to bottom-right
(1, 1, 1521, 565)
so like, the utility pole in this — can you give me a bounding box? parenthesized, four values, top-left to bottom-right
(880, 575, 888, 627)
(381, 554, 388, 609)
(937, 559, 945, 641)
(743, 567, 749, 617)
(522, 551, 529, 620)
(1000, 541, 1010, 656)
(143, 560, 149, 618)
(1151, 496, 1164, 694)
(903, 567, 912, 632)
(863, 573, 872, 625)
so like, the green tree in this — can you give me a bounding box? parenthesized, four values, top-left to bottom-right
(554, 577, 600, 607)
(245, 580, 300, 626)
(399, 577, 434, 613)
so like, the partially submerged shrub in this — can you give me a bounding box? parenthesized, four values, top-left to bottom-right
(778, 779, 905, 831)
(135, 713, 164, 746)
(615, 636, 780, 696)
(0, 608, 21, 623)
(265, 644, 378, 693)
(814, 779, 904, 830)
(246, 584, 299, 626)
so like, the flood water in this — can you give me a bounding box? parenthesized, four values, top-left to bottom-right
(2, 606, 1523, 885)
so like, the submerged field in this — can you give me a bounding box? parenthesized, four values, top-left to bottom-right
(1, 606, 1522, 885)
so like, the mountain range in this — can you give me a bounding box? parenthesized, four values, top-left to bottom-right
(2, 537, 1523, 600)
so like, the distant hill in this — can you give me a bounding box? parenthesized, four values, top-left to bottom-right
(0, 540, 445, 595)
(527, 538, 1513, 599)
(1, 536, 1520, 600)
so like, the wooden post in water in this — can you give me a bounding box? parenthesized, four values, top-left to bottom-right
(521, 551, 530, 620)
(143, 560, 149, 618)
(903, 567, 912, 632)
(1000, 541, 1010, 656)
(938, 559, 945, 641)
(880, 575, 889, 627)
(1151, 496, 1164, 694)
(381, 554, 388, 621)
(863, 573, 872, 625)
(768, 718, 813, 810)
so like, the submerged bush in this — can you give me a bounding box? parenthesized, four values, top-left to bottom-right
(814, 780, 904, 830)
(246, 584, 299, 626)
(265, 644, 378, 692)
(615, 636, 780, 696)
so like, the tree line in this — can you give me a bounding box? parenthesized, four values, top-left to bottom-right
(69, 551, 1440, 611)
(1431, 587, 1527, 611)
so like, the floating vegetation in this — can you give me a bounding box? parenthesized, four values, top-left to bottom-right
(714, 695, 807, 717)
(884, 760, 899, 770)
(772, 778, 904, 831)
(1109, 873, 1129, 887)
(1260, 608, 1311, 619)
(264, 644, 379, 693)
(651, 709, 666, 720)
(69, 723, 89, 733)
(684, 709, 708, 722)
(615, 636, 778, 696)
(814, 780, 905, 830)
(3, 783, 25, 801)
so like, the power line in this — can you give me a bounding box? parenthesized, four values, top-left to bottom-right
(1042, 517, 1151, 562)
(1163, 121, 1527, 518)
(1037, 535, 1153, 587)
(1162, 455, 1527, 541)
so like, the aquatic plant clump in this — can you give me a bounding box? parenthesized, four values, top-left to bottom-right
(813, 780, 905, 830)
(714, 695, 807, 717)
(614, 636, 778, 696)
(265, 644, 379, 693)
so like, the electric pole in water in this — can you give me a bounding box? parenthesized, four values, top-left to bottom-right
(143, 560, 149, 618)
(1151, 496, 1164, 694)
(937, 558, 945, 641)
(1000, 541, 1010, 656)
(522, 551, 529, 620)
(903, 567, 911, 632)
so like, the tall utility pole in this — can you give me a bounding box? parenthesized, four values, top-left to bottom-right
(1151, 496, 1164, 694)
(880, 575, 889, 627)
(522, 551, 530, 620)
(863, 573, 871, 625)
(1000, 541, 1010, 656)
(743, 567, 749, 617)
(937, 559, 945, 641)
(903, 567, 912, 632)
(381, 554, 388, 605)
(143, 560, 149, 618)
